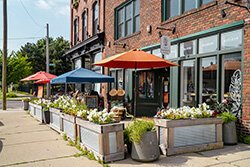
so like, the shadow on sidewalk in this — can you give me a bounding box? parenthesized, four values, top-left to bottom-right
(0, 138, 4, 153)
(0, 121, 4, 127)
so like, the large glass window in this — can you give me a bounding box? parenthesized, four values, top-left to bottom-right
(93, 2, 99, 35)
(202, 0, 213, 4)
(117, 70, 123, 89)
(73, 18, 79, 45)
(223, 53, 241, 100)
(152, 48, 162, 58)
(82, 12, 88, 40)
(138, 71, 154, 99)
(116, 0, 140, 39)
(199, 35, 218, 54)
(200, 56, 217, 103)
(181, 60, 196, 107)
(110, 71, 116, 89)
(166, 45, 178, 59)
(184, 0, 197, 12)
(164, 0, 180, 19)
(221, 29, 242, 50)
(74, 58, 81, 69)
(180, 40, 196, 57)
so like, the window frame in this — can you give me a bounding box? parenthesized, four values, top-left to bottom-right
(114, 0, 140, 40)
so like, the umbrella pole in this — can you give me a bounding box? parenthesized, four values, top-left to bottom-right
(134, 68, 137, 117)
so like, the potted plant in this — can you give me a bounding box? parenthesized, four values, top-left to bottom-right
(220, 111, 237, 145)
(212, 99, 238, 145)
(22, 98, 30, 110)
(126, 119, 160, 162)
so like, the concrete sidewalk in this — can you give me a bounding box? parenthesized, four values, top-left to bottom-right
(0, 110, 249, 167)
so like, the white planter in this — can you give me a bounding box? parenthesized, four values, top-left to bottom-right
(76, 117, 125, 162)
(29, 102, 36, 117)
(50, 107, 62, 133)
(61, 113, 76, 141)
(33, 104, 43, 122)
(154, 118, 223, 156)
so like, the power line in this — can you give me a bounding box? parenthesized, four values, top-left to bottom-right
(19, 0, 43, 28)
(0, 37, 44, 40)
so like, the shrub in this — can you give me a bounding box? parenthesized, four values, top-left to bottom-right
(6, 92, 17, 98)
(126, 119, 155, 143)
(22, 97, 30, 102)
(220, 112, 237, 123)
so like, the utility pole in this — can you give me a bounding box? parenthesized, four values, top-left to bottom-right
(2, 0, 7, 110)
(46, 23, 50, 97)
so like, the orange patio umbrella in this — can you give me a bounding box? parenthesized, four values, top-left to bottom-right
(93, 49, 178, 116)
(20, 71, 57, 82)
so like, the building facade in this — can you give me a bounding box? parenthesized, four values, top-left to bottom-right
(69, 0, 250, 134)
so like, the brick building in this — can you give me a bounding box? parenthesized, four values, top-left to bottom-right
(68, 0, 250, 134)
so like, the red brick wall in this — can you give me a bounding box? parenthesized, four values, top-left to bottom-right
(104, 0, 250, 133)
(70, 0, 105, 46)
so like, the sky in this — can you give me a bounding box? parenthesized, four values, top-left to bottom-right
(0, 0, 70, 52)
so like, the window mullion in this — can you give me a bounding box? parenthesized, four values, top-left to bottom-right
(132, 1, 135, 33)
(123, 6, 126, 37)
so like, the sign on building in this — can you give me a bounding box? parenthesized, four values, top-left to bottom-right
(160, 36, 171, 56)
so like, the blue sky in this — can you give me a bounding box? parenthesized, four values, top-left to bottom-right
(0, 0, 70, 52)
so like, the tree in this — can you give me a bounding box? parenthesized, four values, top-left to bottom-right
(18, 36, 71, 76)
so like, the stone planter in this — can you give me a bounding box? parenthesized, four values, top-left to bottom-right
(29, 102, 36, 117)
(23, 101, 29, 110)
(61, 113, 76, 141)
(76, 118, 125, 163)
(154, 118, 223, 156)
(223, 121, 237, 145)
(50, 107, 62, 133)
(131, 131, 160, 162)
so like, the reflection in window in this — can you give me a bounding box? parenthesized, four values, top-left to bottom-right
(117, 70, 123, 89)
(223, 53, 241, 100)
(181, 60, 196, 107)
(201, 57, 217, 103)
(199, 35, 218, 54)
(184, 0, 197, 12)
(180, 40, 196, 57)
(139, 72, 146, 98)
(110, 71, 116, 89)
(147, 72, 154, 98)
(166, 45, 178, 59)
(221, 29, 242, 50)
(202, 0, 213, 4)
(152, 48, 162, 58)
(74, 58, 81, 69)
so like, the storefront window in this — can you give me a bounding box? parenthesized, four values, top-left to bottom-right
(221, 29, 242, 50)
(166, 45, 178, 59)
(117, 70, 123, 89)
(201, 56, 217, 103)
(199, 35, 218, 54)
(180, 40, 196, 57)
(147, 72, 154, 98)
(181, 60, 196, 107)
(184, 0, 197, 12)
(223, 53, 241, 100)
(152, 48, 162, 58)
(110, 70, 116, 89)
(74, 58, 81, 69)
(139, 72, 146, 98)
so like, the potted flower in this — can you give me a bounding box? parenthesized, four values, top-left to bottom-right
(76, 108, 125, 162)
(126, 119, 160, 162)
(220, 112, 237, 145)
(212, 99, 238, 145)
(22, 97, 30, 110)
(32, 98, 50, 123)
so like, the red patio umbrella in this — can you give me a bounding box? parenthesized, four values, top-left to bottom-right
(34, 78, 51, 84)
(20, 71, 57, 82)
(93, 49, 178, 116)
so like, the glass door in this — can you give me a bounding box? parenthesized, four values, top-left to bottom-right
(181, 59, 196, 107)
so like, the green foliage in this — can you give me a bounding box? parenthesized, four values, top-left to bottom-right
(62, 133, 67, 141)
(17, 37, 71, 76)
(243, 136, 250, 144)
(125, 119, 155, 143)
(220, 112, 237, 123)
(6, 92, 17, 98)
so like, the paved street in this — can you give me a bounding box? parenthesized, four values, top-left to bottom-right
(0, 100, 23, 110)
(0, 110, 250, 167)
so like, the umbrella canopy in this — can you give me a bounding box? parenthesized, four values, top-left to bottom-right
(50, 68, 114, 84)
(93, 49, 178, 69)
(21, 71, 57, 81)
(34, 78, 51, 84)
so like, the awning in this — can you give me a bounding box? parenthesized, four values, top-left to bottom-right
(50, 68, 114, 84)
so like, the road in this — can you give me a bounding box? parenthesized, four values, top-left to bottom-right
(0, 100, 22, 110)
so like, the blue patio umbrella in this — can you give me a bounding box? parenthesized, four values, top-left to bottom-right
(50, 68, 114, 84)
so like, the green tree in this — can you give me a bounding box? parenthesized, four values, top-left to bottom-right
(18, 36, 71, 76)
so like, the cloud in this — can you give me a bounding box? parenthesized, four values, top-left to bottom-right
(35, 0, 69, 16)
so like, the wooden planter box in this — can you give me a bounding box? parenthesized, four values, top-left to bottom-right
(60, 113, 76, 141)
(76, 117, 125, 162)
(50, 107, 62, 133)
(33, 104, 43, 122)
(29, 102, 36, 117)
(154, 118, 223, 156)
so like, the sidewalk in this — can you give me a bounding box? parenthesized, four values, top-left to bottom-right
(0, 109, 249, 167)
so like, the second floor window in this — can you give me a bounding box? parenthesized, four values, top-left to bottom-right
(115, 0, 140, 39)
(93, 2, 99, 36)
(162, 0, 214, 21)
(82, 12, 87, 40)
(74, 18, 79, 45)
